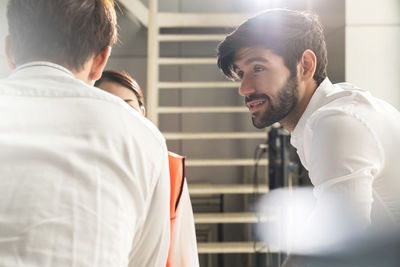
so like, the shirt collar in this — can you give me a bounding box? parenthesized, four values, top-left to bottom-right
(11, 61, 75, 78)
(291, 77, 334, 147)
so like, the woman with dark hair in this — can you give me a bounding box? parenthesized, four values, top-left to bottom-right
(95, 70, 199, 267)
(95, 70, 146, 116)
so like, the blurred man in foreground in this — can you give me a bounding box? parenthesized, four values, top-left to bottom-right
(0, 1, 170, 266)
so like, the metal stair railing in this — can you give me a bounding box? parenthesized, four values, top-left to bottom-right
(144, 0, 273, 263)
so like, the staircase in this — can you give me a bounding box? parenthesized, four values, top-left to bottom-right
(117, 1, 276, 266)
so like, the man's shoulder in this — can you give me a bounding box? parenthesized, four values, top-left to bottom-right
(0, 71, 166, 147)
(81, 94, 167, 148)
(310, 81, 397, 124)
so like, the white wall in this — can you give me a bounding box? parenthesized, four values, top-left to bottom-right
(346, 0, 400, 109)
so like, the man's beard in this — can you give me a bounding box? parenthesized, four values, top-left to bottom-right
(251, 75, 299, 129)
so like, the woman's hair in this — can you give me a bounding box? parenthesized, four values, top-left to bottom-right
(95, 70, 145, 109)
(217, 9, 328, 86)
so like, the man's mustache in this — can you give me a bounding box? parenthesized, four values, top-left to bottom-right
(245, 94, 269, 104)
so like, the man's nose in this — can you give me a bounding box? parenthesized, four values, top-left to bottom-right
(238, 75, 256, 97)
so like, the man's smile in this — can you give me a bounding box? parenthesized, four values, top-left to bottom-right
(245, 95, 268, 113)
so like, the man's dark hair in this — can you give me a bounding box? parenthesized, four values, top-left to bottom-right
(7, 0, 118, 71)
(217, 9, 328, 86)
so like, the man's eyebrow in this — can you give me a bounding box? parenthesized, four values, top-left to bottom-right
(233, 57, 269, 73)
(244, 57, 269, 65)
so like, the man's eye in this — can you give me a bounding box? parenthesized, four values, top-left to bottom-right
(254, 65, 264, 72)
(236, 71, 244, 79)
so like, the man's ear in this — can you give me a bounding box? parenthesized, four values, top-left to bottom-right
(89, 46, 111, 81)
(299, 49, 316, 81)
(5, 35, 16, 70)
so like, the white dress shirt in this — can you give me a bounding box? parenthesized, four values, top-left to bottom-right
(0, 62, 170, 267)
(291, 78, 400, 241)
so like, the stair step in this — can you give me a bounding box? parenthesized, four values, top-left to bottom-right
(117, 0, 148, 27)
(158, 106, 247, 114)
(158, 57, 216, 65)
(158, 81, 240, 89)
(197, 242, 275, 254)
(158, 13, 250, 28)
(194, 212, 275, 224)
(186, 158, 268, 166)
(163, 132, 266, 140)
(189, 184, 269, 195)
(158, 34, 226, 42)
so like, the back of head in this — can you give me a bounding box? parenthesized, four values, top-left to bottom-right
(217, 9, 328, 85)
(7, 0, 118, 71)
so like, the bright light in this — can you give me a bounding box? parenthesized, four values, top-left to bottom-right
(256, 187, 371, 255)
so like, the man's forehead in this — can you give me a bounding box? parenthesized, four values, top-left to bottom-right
(233, 46, 272, 69)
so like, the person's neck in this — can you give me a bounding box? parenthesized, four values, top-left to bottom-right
(72, 69, 93, 86)
(71, 59, 94, 86)
(280, 79, 318, 132)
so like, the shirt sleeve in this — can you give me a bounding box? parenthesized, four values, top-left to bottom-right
(304, 110, 383, 249)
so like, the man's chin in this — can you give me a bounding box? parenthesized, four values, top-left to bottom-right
(252, 117, 270, 129)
